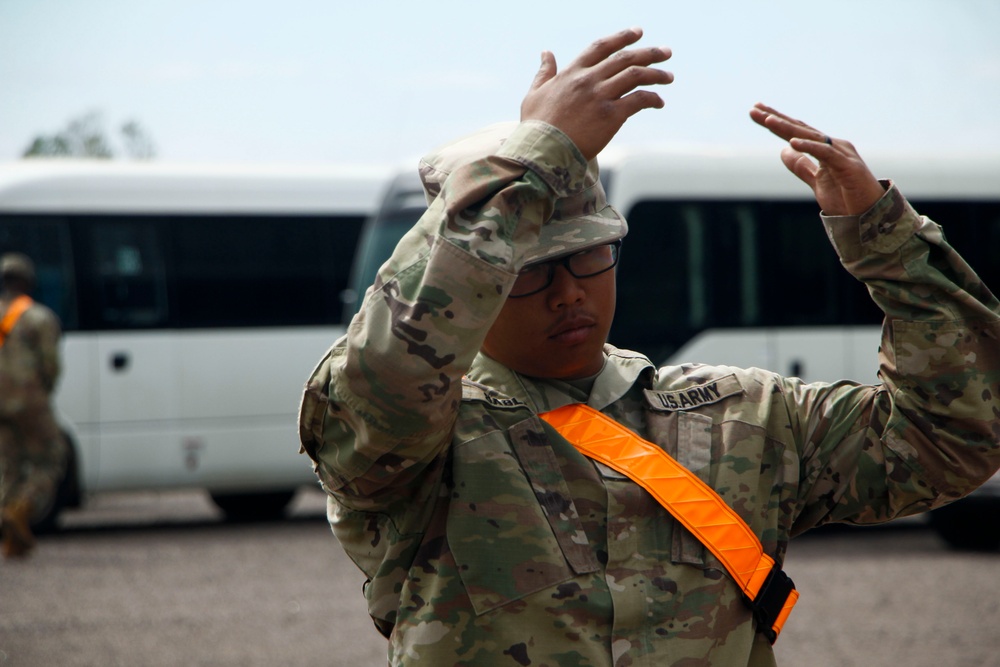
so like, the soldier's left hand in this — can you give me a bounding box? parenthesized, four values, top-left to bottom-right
(750, 103, 886, 216)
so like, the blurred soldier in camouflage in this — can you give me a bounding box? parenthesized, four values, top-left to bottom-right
(0, 252, 66, 558)
(299, 27, 1000, 666)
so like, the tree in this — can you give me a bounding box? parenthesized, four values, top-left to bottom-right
(22, 111, 157, 160)
(120, 120, 156, 160)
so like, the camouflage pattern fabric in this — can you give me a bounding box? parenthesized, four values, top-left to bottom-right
(418, 120, 627, 266)
(299, 121, 1000, 666)
(0, 298, 66, 521)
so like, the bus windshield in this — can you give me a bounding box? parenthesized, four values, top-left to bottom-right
(342, 210, 423, 323)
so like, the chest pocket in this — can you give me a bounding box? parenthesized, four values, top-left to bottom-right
(446, 415, 600, 616)
(643, 373, 744, 567)
(590, 409, 716, 566)
(670, 411, 715, 564)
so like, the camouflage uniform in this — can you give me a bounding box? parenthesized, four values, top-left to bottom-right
(299, 121, 1000, 666)
(0, 291, 66, 523)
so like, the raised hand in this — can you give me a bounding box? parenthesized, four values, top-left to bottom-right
(750, 103, 886, 216)
(521, 28, 674, 162)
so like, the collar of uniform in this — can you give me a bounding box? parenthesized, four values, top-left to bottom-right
(590, 344, 654, 410)
(466, 352, 555, 413)
(465, 344, 653, 414)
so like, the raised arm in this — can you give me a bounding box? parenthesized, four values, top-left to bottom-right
(300, 29, 673, 509)
(751, 103, 1000, 528)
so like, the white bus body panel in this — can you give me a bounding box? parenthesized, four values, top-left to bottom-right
(58, 326, 342, 492)
(664, 326, 881, 385)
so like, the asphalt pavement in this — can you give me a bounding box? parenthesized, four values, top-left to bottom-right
(1, 488, 997, 666)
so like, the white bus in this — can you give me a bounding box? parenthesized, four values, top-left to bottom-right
(0, 160, 389, 528)
(344, 149, 1000, 550)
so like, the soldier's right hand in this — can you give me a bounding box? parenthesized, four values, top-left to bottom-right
(520, 28, 674, 162)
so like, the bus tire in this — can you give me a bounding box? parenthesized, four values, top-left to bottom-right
(210, 490, 295, 522)
(928, 497, 1000, 552)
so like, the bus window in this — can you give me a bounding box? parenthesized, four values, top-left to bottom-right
(755, 201, 881, 328)
(76, 218, 169, 329)
(610, 198, 890, 362)
(609, 200, 695, 361)
(910, 200, 1000, 294)
(171, 215, 362, 328)
(0, 215, 77, 329)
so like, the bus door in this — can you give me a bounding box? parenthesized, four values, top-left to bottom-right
(78, 217, 186, 489)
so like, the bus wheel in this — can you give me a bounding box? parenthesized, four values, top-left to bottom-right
(929, 497, 1000, 552)
(210, 491, 295, 522)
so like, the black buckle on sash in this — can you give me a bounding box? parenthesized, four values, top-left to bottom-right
(744, 565, 796, 645)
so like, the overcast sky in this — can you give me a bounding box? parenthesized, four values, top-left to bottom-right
(2, 0, 998, 169)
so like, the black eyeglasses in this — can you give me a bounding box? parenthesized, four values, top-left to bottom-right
(508, 240, 621, 298)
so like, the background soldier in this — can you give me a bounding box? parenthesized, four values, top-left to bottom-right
(0, 252, 66, 558)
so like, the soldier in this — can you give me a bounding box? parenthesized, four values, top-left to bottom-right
(0, 252, 66, 559)
(299, 28, 1000, 666)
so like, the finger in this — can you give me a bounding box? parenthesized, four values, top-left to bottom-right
(748, 105, 772, 129)
(789, 136, 840, 160)
(595, 44, 673, 78)
(751, 103, 817, 135)
(616, 89, 666, 118)
(753, 103, 806, 126)
(574, 27, 644, 68)
(757, 109, 830, 146)
(752, 103, 824, 138)
(779, 145, 818, 189)
(603, 64, 674, 101)
(749, 108, 801, 143)
(528, 50, 557, 93)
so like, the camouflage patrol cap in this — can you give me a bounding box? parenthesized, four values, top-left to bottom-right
(0, 253, 36, 283)
(418, 121, 627, 265)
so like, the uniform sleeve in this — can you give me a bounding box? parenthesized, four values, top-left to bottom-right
(37, 309, 61, 393)
(298, 121, 591, 511)
(788, 182, 1000, 532)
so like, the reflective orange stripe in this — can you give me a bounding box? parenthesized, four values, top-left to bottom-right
(0, 295, 32, 348)
(540, 402, 798, 641)
(771, 585, 797, 640)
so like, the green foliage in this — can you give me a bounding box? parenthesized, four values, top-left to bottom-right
(22, 111, 156, 160)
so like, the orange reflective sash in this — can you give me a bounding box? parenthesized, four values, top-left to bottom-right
(0, 295, 32, 348)
(539, 403, 798, 643)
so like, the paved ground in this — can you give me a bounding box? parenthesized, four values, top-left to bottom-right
(1, 488, 997, 666)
